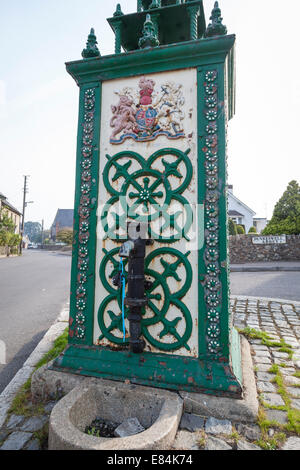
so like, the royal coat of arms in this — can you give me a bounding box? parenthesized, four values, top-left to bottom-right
(110, 76, 185, 144)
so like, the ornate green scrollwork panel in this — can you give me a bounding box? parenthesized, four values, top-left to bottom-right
(101, 147, 193, 243)
(97, 145, 195, 354)
(97, 246, 193, 352)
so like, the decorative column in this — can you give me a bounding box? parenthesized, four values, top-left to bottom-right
(187, 5, 199, 41)
(113, 4, 124, 54)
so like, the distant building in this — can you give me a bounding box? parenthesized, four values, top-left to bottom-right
(228, 186, 267, 233)
(50, 209, 74, 241)
(0, 192, 22, 234)
(253, 217, 268, 234)
(22, 234, 30, 249)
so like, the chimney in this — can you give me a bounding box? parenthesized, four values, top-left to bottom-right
(228, 185, 233, 194)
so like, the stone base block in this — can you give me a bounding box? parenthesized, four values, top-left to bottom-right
(32, 336, 258, 427)
(31, 361, 85, 402)
(179, 336, 258, 423)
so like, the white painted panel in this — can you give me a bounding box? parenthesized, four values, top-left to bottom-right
(94, 68, 198, 357)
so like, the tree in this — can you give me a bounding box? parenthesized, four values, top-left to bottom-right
(57, 229, 73, 246)
(42, 229, 50, 244)
(236, 224, 245, 234)
(0, 210, 17, 246)
(24, 221, 42, 243)
(263, 180, 300, 235)
(0, 209, 21, 252)
(228, 218, 237, 235)
(7, 233, 21, 248)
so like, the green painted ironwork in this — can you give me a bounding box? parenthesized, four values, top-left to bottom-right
(53, 343, 242, 396)
(97, 247, 193, 352)
(101, 147, 193, 243)
(149, 0, 160, 9)
(113, 21, 122, 54)
(138, 14, 160, 49)
(137, 0, 143, 12)
(113, 4, 124, 17)
(81, 28, 101, 59)
(187, 4, 199, 40)
(52, 6, 242, 396)
(204, 1, 227, 38)
(67, 84, 101, 346)
(107, 1, 206, 52)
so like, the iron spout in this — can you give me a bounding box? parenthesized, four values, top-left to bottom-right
(119, 223, 152, 354)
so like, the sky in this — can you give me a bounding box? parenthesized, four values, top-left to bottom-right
(0, 0, 300, 229)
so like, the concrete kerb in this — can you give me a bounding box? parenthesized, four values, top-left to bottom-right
(231, 266, 300, 272)
(0, 304, 69, 429)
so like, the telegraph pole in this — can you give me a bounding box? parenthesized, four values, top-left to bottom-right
(41, 219, 44, 247)
(20, 175, 30, 255)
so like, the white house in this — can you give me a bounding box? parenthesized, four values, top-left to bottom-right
(228, 185, 256, 233)
(252, 217, 268, 233)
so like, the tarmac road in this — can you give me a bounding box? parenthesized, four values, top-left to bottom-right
(230, 271, 300, 303)
(0, 250, 71, 394)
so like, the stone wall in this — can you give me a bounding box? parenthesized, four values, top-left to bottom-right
(40, 245, 71, 252)
(0, 246, 18, 257)
(229, 234, 300, 264)
(0, 246, 7, 257)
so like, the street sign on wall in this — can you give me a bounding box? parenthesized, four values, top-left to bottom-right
(252, 235, 287, 245)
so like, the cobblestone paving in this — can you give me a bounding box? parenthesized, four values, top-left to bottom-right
(0, 297, 299, 451)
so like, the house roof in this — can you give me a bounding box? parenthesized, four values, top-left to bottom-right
(0, 193, 22, 216)
(228, 192, 256, 216)
(229, 210, 244, 217)
(51, 209, 74, 229)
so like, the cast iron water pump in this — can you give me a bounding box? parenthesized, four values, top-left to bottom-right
(113, 223, 153, 354)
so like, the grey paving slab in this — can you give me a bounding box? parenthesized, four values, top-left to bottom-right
(205, 417, 232, 435)
(179, 413, 205, 432)
(20, 416, 48, 432)
(281, 437, 300, 450)
(0, 431, 32, 450)
(205, 436, 232, 450)
(237, 440, 261, 450)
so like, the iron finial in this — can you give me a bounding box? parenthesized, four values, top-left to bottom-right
(149, 0, 160, 9)
(138, 13, 160, 49)
(204, 1, 227, 38)
(113, 3, 124, 17)
(82, 28, 101, 59)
